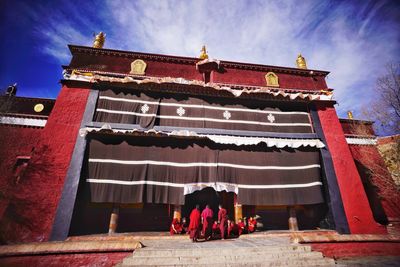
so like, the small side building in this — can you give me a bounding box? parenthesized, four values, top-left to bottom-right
(340, 117, 400, 234)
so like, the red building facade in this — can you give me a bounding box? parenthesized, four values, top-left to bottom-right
(0, 44, 398, 244)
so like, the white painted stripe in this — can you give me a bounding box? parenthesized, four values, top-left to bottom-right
(0, 116, 47, 127)
(98, 95, 310, 116)
(96, 108, 312, 127)
(86, 179, 185, 187)
(88, 158, 320, 170)
(237, 181, 322, 189)
(97, 109, 157, 117)
(346, 137, 377, 145)
(86, 179, 322, 189)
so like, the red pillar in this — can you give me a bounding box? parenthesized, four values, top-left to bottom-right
(316, 103, 386, 234)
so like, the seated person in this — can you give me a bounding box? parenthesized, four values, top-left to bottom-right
(181, 217, 188, 234)
(248, 217, 257, 233)
(212, 221, 220, 239)
(237, 218, 246, 235)
(227, 219, 239, 238)
(170, 217, 183, 235)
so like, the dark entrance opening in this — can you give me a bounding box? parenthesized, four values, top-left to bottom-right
(183, 187, 235, 221)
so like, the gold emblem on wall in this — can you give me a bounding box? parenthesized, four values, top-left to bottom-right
(130, 59, 147, 75)
(265, 72, 279, 87)
(34, 103, 44, 113)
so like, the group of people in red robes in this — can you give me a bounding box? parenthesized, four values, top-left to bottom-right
(170, 204, 258, 242)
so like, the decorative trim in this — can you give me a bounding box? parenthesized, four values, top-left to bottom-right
(87, 121, 319, 138)
(201, 134, 325, 148)
(346, 137, 377, 145)
(80, 126, 325, 148)
(184, 182, 238, 195)
(64, 68, 332, 94)
(0, 116, 46, 127)
(65, 71, 334, 101)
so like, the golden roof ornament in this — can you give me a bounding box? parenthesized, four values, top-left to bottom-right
(296, 53, 307, 69)
(347, 111, 354, 119)
(199, 45, 209, 60)
(93, 32, 106, 48)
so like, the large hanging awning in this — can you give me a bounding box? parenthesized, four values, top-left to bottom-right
(86, 136, 324, 206)
(94, 89, 314, 133)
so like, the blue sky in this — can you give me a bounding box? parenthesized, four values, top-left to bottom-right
(0, 0, 399, 122)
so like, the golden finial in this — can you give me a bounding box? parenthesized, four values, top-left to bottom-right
(199, 45, 209, 60)
(93, 32, 106, 48)
(347, 111, 354, 119)
(296, 53, 307, 69)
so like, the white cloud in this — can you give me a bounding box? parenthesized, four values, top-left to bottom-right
(32, 0, 399, 121)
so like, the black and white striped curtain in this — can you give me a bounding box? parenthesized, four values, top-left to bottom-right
(94, 89, 313, 133)
(87, 136, 324, 205)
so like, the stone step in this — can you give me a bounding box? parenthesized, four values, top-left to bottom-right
(122, 253, 333, 266)
(130, 250, 320, 260)
(133, 245, 311, 257)
(122, 257, 335, 267)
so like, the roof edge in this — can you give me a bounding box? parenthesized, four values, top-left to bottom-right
(339, 118, 374, 124)
(67, 45, 330, 76)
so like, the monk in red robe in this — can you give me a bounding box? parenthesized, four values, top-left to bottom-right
(201, 204, 214, 240)
(237, 219, 246, 235)
(189, 205, 201, 242)
(218, 204, 227, 239)
(248, 217, 257, 233)
(169, 218, 183, 235)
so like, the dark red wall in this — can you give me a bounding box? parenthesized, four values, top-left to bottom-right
(316, 103, 386, 234)
(0, 126, 43, 224)
(69, 52, 328, 90)
(349, 145, 400, 221)
(213, 68, 328, 90)
(0, 86, 90, 243)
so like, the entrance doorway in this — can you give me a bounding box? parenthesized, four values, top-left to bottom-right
(183, 187, 235, 221)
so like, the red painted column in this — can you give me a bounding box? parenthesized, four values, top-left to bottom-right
(5, 85, 90, 242)
(316, 103, 386, 234)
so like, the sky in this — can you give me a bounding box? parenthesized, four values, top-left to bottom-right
(0, 0, 399, 123)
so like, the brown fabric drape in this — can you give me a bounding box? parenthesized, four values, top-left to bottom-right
(94, 89, 312, 133)
(86, 136, 324, 205)
(94, 90, 159, 128)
